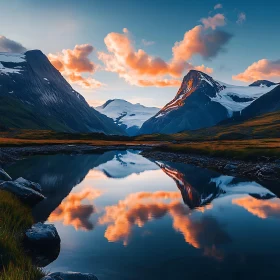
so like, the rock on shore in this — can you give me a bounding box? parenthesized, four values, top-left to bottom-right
(41, 272, 98, 280)
(0, 180, 45, 206)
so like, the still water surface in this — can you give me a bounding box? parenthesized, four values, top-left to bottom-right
(6, 150, 280, 280)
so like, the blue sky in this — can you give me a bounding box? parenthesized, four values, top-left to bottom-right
(0, 0, 279, 107)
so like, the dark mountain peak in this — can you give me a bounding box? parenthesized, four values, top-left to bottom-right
(24, 49, 44, 55)
(180, 70, 224, 94)
(249, 80, 277, 87)
(156, 70, 225, 116)
(184, 69, 208, 80)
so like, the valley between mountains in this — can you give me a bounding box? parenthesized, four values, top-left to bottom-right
(0, 49, 279, 164)
(0, 49, 279, 185)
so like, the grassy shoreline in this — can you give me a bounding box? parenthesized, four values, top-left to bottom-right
(0, 191, 45, 280)
(153, 138, 280, 160)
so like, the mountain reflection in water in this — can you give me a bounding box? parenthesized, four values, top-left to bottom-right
(6, 150, 280, 280)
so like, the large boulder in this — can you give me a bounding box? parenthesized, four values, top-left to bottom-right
(24, 222, 60, 267)
(14, 177, 42, 192)
(0, 168, 12, 181)
(25, 223, 60, 246)
(41, 272, 98, 280)
(0, 181, 45, 206)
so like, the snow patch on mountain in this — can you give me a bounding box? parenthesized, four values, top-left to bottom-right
(0, 53, 26, 75)
(96, 99, 159, 135)
(210, 83, 278, 116)
(0, 53, 26, 63)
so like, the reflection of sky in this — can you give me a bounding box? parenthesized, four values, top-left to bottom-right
(9, 151, 280, 279)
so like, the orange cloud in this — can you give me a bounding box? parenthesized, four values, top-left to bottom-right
(98, 27, 218, 87)
(172, 25, 232, 61)
(99, 191, 182, 245)
(49, 188, 102, 231)
(200, 14, 226, 30)
(233, 59, 280, 82)
(99, 190, 229, 253)
(48, 44, 103, 89)
(232, 197, 280, 219)
(137, 79, 182, 87)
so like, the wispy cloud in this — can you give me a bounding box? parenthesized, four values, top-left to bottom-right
(200, 14, 226, 30)
(214, 3, 223, 10)
(0, 36, 27, 53)
(141, 39, 155, 46)
(236, 12, 246, 25)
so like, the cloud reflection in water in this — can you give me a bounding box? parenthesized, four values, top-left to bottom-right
(49, 188, 102, 231)
(99, 190, 230, 257)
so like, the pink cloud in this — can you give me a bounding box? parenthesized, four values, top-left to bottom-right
(172, 25, 232, 61)
(48, 44, 103, 89)
(233, 59, 280, 82)
(137, 79, 182, 87)
(97, 25, 231, 87)
(200, 14, 226, 30)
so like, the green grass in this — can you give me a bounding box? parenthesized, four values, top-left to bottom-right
(0, 191, 45, 280)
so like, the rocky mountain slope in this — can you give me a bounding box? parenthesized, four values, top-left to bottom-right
(139, 70, 278, 135)
(0, 51, 125, 135)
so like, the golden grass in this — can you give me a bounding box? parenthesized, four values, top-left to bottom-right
(158, 138, 280, 159)
(0, 191, 45, 280)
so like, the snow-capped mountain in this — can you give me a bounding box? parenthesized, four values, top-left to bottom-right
(95, 99, 159, 136)
(210, 81, 278, 116)
(139, 70, 278, 135)
(0, 51, 125, 135)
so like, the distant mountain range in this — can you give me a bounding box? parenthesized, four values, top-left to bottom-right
(95, 99, 159, 136)
(139, 70, 279, 135)
(1, 50, 279, 136)
(0, 50, 125, 135)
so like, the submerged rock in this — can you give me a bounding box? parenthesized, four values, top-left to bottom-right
(41, 272, 98, 280)
(0, 181, 45, 206)
(0, 168, 12, 181)
(14, 177, 42, 193)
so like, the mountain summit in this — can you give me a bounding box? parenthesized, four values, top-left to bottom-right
(139, 70, 278, 135)
(0, 50, 125, 135)
(139, 70, 229, 134)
